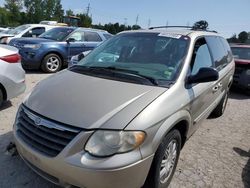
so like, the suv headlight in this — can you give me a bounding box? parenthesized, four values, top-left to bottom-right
(246, 69, 250, 75)
(85, 130, 146, 157)
(23, 44, 41, 49)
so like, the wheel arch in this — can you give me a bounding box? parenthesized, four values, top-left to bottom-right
(0, 83, 7, 100)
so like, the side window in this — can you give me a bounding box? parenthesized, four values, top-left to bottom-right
(69, 31, 85, 41)
(22, 27, 45, 37)
(84, 31, 102, 42)
(103, 33, 113, 40)
(31, 27, 45, 36)
(191, 38, 213, 75)
(206, 36, 228, 70)
(220, 37, 233, 63)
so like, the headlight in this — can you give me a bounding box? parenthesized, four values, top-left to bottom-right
(23, 44, 41, 49)
(246, 69, 250, 75)
(85, 130, 146, 157)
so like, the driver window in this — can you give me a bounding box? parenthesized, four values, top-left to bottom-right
(69, 32, 84, 41)
(191, 38, 213, 75)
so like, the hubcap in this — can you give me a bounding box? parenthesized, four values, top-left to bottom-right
(160, 140, 177, 184)
(46, 56, 60, 72)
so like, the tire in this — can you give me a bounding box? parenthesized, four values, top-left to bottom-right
(41, 53, 62, 73)
(211, 91, 229, 118)
(143, 130, 181, 188)
(0, 89, 3, 107)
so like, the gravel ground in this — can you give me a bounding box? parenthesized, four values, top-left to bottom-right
(0, 72, 249, 188)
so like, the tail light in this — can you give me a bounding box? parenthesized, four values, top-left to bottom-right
(0, 54, 21, 63)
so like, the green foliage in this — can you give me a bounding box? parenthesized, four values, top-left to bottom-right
(0, 1, 141, 34)
(76, 13, 92, 27)
(238, 31, 248, 43)
(92, 22, 141, 34)
(65, 9, 74, 16)
(4, 0, 22, 26)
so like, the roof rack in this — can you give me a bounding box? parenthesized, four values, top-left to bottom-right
(149, 26, 217, 33)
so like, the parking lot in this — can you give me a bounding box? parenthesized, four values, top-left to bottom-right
(0, 72, 249, 188)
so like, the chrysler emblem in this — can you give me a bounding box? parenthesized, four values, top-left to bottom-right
(34, 117, 41, 125)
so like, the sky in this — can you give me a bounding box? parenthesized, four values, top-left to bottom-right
(1, 0, 250, 38)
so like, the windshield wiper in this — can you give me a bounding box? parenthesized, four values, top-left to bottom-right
(89, 66, 159, 86)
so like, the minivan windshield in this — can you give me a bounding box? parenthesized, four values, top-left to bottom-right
(39, 27, 75, 41)
(231, 47, 250, 60)
(7, 24, 30, 35)
(73, 33, 190, 87)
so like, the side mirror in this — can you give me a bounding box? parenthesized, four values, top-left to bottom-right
(66, 38, 76, 44)
(187, 67, 219, 84)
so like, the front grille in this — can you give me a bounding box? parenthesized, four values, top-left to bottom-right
(16, 105, 82, 157)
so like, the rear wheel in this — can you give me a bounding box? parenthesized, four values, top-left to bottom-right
(143, 130, 181, 188)
(211, 91, 229, 117)
(41, 53, 62, 73)
(0, 89, 3, 107)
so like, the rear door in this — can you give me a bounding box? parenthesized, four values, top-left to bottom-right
(205, 36, 234, 100)
(83, 31, 103, 50)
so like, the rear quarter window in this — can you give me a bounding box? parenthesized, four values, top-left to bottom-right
(206, 36, 228, 70)
(84, 31, 102, 42)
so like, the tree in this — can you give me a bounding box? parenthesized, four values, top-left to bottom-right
(24, 0, 44, 23)
(0, 7, 10, 26)
(43, 0, 63, 21)
(4, 0, 23, 26)
(65, 9, 74, 16)
(76, 13, 92, 27)
(53, 0, 64, 21)
(227, 34, 239, 43)
(193, 20, 209, 30)
(238, 31, 248, 43)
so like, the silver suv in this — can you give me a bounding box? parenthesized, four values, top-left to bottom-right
(13, 26, 234, 188)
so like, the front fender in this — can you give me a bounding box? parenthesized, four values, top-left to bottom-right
(139, 110, 191, 158)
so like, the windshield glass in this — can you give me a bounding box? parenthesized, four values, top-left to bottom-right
(39, 27, 74, 41)
(231, 47, 250, 60)
(74, 33, 190, 86)
(7, 25, 30, 35)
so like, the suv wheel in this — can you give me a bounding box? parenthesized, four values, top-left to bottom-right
(41, 53, 62, 73)
(143, 130, 181, 188)
(0, 89, 3, 107)
(211, 91, 229, 117)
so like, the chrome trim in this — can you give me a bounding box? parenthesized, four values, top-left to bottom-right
(22, 107, 80, 133)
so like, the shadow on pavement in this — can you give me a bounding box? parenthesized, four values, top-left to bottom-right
(0, 131, 57, 188)
(25, 70, 50, 75)
(229, 90, 249, 100)
(0, 101, 12, 111)
(233, 147, 250, 188)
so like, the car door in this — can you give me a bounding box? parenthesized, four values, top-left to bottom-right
(66, 30, 87, 59)
(187, 37, 219, 127)
(83, 31, 103, 51)
(206, 36, 234, 99)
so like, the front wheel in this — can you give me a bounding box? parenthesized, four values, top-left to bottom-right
(41, 53, 62, 73)
(143, 130, 181, 188)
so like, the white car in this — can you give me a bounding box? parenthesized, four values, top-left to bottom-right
(0, 45, 26, 106)
(0, 24, 58, 44)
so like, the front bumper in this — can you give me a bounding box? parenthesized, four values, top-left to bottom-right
(14, 123, 153, 188)
(19, 50, 43, 70)
(233, 67, 250, 91)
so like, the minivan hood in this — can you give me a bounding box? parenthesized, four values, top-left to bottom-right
(24, 70, 166, 130)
